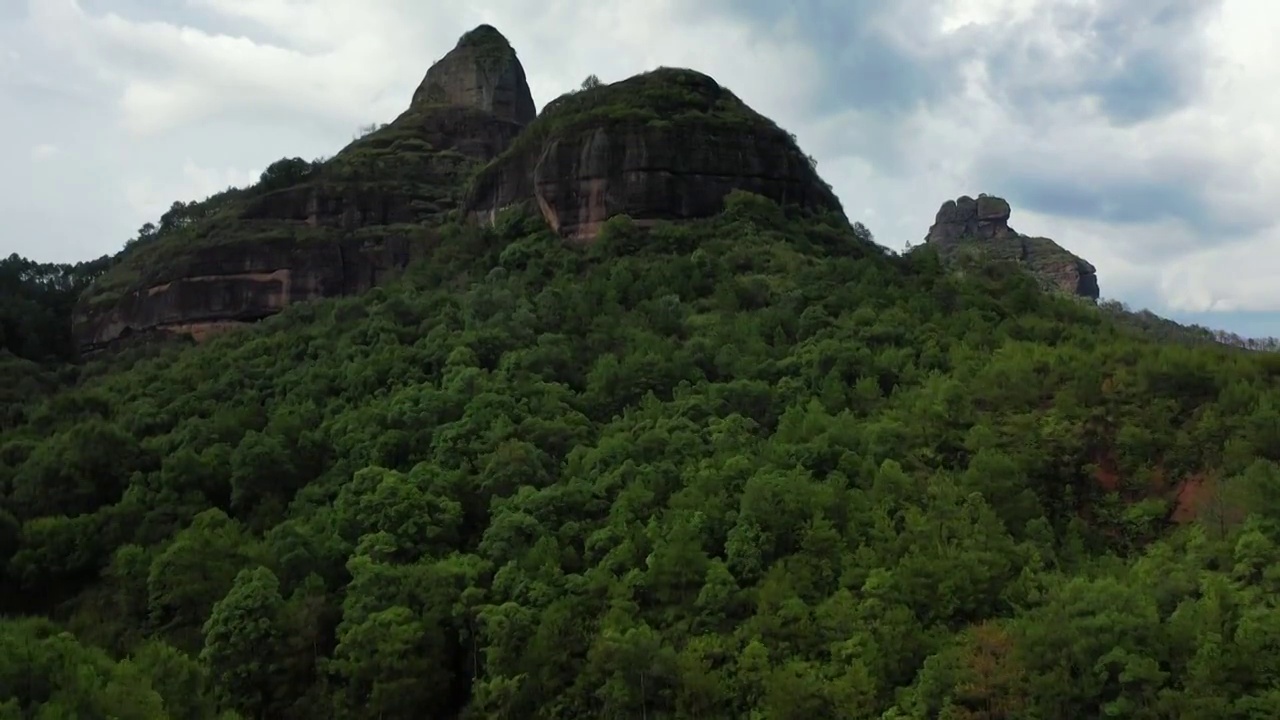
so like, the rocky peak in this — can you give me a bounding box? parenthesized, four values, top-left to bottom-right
(924, 194, 1100, 300)
(465, 67, 844, 242)
(411, 24, 537, 126)
(74, 26, 539, 356)
(927, 194, 1016, 244)
(73, 42, 843, 355)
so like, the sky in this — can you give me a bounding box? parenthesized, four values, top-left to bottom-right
(3, 0, 1280, 339)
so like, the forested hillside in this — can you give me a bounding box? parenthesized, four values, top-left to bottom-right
(0, 253, 113, 428)
(0, 253, 113, 362)
(5, 194, 1280, 718)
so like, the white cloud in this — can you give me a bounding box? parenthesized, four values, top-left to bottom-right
(29, 143, 59, 159)
(24, 0, 822, 139)
(1160, 233, 1280, 313)
(125, 159, 260, 224)
(802, 0, 1280, 314)
(938, 0, 1042, 31)
(26, 0, 411, 137)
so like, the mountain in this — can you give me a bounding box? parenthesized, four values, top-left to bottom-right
(71, 26, 538, 355)
(70, 28, 840, 356)
(465, 66, 843, 242)
(8, 22, 1280, 720)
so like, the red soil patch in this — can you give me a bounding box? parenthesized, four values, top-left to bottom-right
(1092, 451, 1122, 492)
(1091, 448, 1216, 526)
(1170, 475, 1210, 524)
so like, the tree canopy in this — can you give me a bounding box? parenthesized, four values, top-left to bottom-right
(4, 192, 1280, 718)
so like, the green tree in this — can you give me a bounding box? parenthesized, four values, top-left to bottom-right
(201, 566, 287, 719)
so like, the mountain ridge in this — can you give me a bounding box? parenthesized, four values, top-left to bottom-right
(70, 26, 843, 355)
(65, 25, 1243, 359)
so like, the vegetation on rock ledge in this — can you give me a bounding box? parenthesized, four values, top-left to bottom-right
(6, 192, 1280, 717)
(483, 68, 779, 169)
(78, 107, 494, 313)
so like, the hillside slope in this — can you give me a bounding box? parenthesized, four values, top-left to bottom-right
(5, 192, 1280, 718)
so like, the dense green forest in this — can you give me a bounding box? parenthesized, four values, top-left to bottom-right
(0, 252, 113, 428)
(5, 192, 1280, 718)
(0, 252, 113, 362)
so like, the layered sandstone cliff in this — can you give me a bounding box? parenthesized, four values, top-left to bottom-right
(411, 24, 536, 125)
(74, 27, 535, 354)
(74, 34, 848, 355)
(465, 68, 845, 242)
(924, 194, 1100, 299)
(73, 231, 431, 352)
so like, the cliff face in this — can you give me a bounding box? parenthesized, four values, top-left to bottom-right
(74, 232, 432, 351)
(411, 24, 536, 125)
(74, 28, 535, 354)
(74, 38, 847, 355)
(924, 194, 1100, 299)
(465, 69, 845, 243)
(239, 105, 524, 229)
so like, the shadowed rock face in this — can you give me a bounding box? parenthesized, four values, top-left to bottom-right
(73, 235, 430, 351)
(411, 24, 536, 125)
(73, 26, 536, 355)
(73, 41, 845, 355)
(925, 194, 1100, 299)
(465, 68, 845, 243)
(239, 105, 525, 230)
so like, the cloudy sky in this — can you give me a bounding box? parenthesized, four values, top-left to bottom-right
(3, 0, 1279, 338)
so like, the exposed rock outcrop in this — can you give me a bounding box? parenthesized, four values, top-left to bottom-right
(73, 26, 536, 354)
(924, 194, 1100, 299)
(74, 233, 432, 351)
(239, 105, 525, 229)
(73, 37, 848, 355)
(465, 68, 845, 243)
(411, 24, 536, 125)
